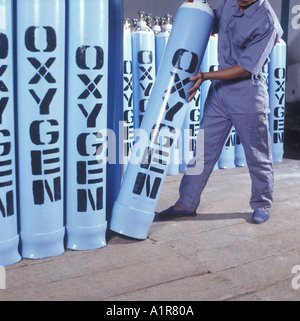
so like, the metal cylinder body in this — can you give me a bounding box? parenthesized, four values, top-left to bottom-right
(17, 0, 65, 259)
(268, 39, 286, 163)
(123, 18, 134, 174)
(131, 13, 156, 130)
(218, 129, 236, 169)
(0, 0, 21, 266)
(65, 0, 108, 251)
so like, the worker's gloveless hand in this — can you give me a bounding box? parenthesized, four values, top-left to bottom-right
(187, 72, 205, 101)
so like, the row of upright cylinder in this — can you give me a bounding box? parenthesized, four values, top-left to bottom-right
(0, 0, 120, 267)
(123, 10, 287, 174)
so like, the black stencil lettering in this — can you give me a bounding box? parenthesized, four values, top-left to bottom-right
(275, 80, 285, 92)
(0, 33, 8, 59)
(0, 65, 8, 92)
(29, 88, 57, 115)
(172, 49, 198, 74)
(25, 26, 56, 52)
(133, 172, 161, 199)
(77, 187, 103, 212)
(275, 93, 285, 105)
(0, 98, 8, 124)
(139, 82, 153, 96)
(76, 46, 104, 70)
(165, 101, 184, 122)
(274, 106, 285, 118)
(28, 57, 56, 84)
(124, 60, 132, 74)
(273, 132, 284, 144)
(139, 66, 153, 81)
(274, 67, 286, 79)
(225, 133, 235, 147)
(139, 99, 148, 113)
(78, 74, 103, 99)
(77, 132, 101, 157)
(0, 130, 11, 156)
(167, 72, 190, 99)
(124, 75, 133, 91)
(78, 103, 102, 128)
(33, 176, 61, 205)
(30, 119, 59, 146)
(0, 190, 14, 218)
(31, 149, 60, 176)
(138, 50, 153, 64)
(124, 93, 133, 107)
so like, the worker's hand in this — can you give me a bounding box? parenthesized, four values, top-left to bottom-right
(187, 72, 205, 102)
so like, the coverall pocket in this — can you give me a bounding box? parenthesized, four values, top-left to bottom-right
(248, 113, 270, 160)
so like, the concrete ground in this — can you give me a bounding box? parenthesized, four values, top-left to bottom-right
(1, 158, 300, 301)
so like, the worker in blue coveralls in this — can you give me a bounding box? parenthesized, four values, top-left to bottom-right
(156, 0, 284, 224)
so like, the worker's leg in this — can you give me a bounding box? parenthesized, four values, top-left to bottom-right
(175, 96, 233, 212)
(232, 111, 274, 211)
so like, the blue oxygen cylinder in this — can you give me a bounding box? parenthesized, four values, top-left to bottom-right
(152, 16, 161, 36)
(110, 0, 214, 239)
(218, 129, 236, 169)
(0, 0, 21, 266)
(153, 16, 161, 74)
(131, 11, 156, 130)
(200, 34, 218, 125)
(268, 39, 286, 163)
(106, 0, 124, 224)
(234, 133, 247, 167)
(262, 62, 269, 86)
(65, 0, 108, 251)
(122, 18, 134, 174)
(16, 0, 65, 259)
(155, 14, 173, 74)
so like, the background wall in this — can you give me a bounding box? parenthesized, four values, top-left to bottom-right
(124, 0, 300, 158)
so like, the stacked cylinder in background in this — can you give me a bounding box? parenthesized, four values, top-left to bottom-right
(126, 11, 287, 172)
(0, 0, 288, 266)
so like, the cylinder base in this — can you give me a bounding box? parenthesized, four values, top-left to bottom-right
(66, 222, 107, 251)
(0, 235, 21, 266)
(110, 201, 155, 240)
(20, 228, 65, 259)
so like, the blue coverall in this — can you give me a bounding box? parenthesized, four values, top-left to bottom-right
(176, 0, 283, 212)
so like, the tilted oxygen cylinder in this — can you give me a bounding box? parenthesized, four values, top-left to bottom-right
(131, 11, 156, 130)
(65, 0, 108, 251)
(110, 0, 214, 239)
(122, 18, 134, 174)
(155, 14, 173, 73)
(0, 0, 21, 266)
(268, 39, 286, 163)
(17, 0, 65, 259)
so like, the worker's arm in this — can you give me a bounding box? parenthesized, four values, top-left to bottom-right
(187, 65, 251, 101)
